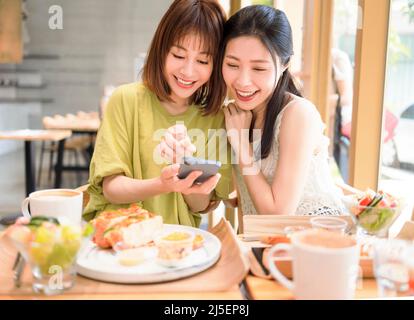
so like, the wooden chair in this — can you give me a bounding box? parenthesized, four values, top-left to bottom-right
(38, 115, 95, 188)
(75, 184, 90, 210)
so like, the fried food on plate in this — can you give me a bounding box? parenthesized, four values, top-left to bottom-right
(90, 204, 163, 249)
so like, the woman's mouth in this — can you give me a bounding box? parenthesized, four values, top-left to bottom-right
(235, 89, 259, 102)
(174, 76, 196, 89)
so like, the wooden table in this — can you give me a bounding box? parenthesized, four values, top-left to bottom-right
(244, 275, 380, 300)
(0, 129, 72, 196)
(0, 230, 244, 300)
(0, 130, 70, 291)
(0, 271, 243, 300)
(0, 289, 243, 300)
(43, 113, 100, 132)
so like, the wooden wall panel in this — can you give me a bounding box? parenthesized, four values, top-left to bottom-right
(0, 0, 22, 63)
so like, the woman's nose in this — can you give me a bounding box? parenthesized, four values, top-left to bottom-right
(180, 60, 195, 78)
(235, 69, 252, 87)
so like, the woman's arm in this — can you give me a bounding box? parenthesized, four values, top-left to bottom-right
(182, 172, 222, 212)
(103, 164, 220, 206)
(103, 174, 168, 204)
(104, 173, 216, 209)
(183, 193, 213, 213)
(239, 102, 321, 214)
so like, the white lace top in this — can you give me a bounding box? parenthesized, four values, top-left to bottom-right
(234, 98, 346, 216)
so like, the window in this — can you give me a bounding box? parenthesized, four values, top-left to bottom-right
(379, 0, 414, 222)
(218, 0, 231, 16)
(329, 0, 359, 183)
(241, 0, 274, 6)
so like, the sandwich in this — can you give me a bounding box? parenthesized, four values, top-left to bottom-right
(90, 204, 163, 249)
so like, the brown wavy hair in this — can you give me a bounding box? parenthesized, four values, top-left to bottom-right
(142, 0, 227, 115)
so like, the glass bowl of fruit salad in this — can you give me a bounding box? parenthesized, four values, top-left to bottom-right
(345, 190, 401, 238)
(5, 216, 87, 295)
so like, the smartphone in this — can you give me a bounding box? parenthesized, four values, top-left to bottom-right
(178, 157, 222, 184)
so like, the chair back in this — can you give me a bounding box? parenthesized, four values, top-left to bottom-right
(75, 184, 90, 209)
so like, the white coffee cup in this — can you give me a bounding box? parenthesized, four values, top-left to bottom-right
(267, 229, 360, 300)
(21, 188, 83, 225)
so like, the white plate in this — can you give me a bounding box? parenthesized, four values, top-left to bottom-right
(76, 224, 221, 284)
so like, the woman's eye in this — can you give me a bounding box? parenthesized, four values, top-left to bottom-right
(253, 68, 266, 72)
(226, 63, 238, 69)
(172, 54, 184, 59)
(198, 60, 209, 65)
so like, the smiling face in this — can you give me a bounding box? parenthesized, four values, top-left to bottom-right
(164, 34, 213, 107)
(222, 36, 286, 112)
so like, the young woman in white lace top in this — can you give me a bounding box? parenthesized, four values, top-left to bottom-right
(220, 5, 345, 216)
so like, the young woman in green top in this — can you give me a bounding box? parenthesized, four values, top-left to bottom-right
(83, 0, 232, 227)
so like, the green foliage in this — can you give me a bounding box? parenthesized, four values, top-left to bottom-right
(402, 0, 414, 23)
(388, 30, 411, 65)
(251, 0, 273, 6)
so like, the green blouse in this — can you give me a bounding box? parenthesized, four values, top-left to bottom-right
(83, 82, 232, 227)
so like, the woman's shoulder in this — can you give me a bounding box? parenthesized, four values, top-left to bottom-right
(281, 94, 322, 125)
(111, 82, 151, 100)
(276, 94, 324, 142)
(106, 82, 157, 115)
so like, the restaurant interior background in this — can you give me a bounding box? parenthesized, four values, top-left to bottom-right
(0, 0, 413, 231)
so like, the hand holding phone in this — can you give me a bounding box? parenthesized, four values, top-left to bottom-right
(178, 157, 221, 184)
(160, 161, 221, 195)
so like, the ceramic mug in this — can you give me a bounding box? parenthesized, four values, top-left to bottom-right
(21, 188, 83, 225)
(267, 229, 360, 300)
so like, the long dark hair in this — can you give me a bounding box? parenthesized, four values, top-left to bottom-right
(220, 5, 302, 158)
